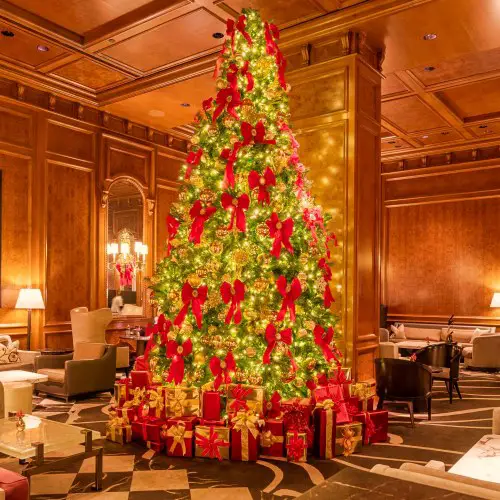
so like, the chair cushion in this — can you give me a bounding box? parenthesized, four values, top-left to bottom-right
(0, 467, 29, 500)
(73, 342, 105, 361)
(441, 327, 490, 343)
(462, 346, 473, 359)
(404, 327, 441, 342)
(0, 343, 20, 364)
(0, 362, 33, 372)
(38, 368, 65, 383)
(390, 324, 406, 340)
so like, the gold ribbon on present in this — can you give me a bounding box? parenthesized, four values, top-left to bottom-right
(232, 411, 260, 461)
(261, 430, 284, 448)
(167, 388, 188, 417)
(166, 422, 193, 456)
(316, 399, 335, 459)
(117, 409, 130, 424)
(350, 382, 374, 410)
(335, 425, 362, 457)
(148, 387, 165, 418)
(124, 387, 146, 408)
(106, 411, 131, 443)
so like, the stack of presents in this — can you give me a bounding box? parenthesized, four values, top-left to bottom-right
(107, 369, 388, 462)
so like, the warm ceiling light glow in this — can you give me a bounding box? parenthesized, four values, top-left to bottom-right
(37, 44, 49, 52)
(148, 109, 165, 117)
(422, 135, 429, 139)
(423, 33, 437, 40)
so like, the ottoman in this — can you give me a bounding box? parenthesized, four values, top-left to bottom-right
(0, 382, 33, 418)
(0, 468, 29, 500)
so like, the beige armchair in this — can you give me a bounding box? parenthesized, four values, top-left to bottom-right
(70, 307, 129, 370)
(0, 335, 40, 372)
(463, 334, 500, 370)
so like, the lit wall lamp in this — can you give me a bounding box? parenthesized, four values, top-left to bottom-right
(490, 293, 500, 308)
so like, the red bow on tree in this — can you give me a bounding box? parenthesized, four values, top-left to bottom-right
(276, 276, 302, 322)
(166, 338, 192, 385)
(185, 148, 203, 180)
(318, 258, 332, 281)
(263, 324, 297, 371)
(324, 284, 335, 309)
(241, 121, 276, 146)
(325, 232, 338, 259)
(248, 167, 276, 205)
(166, 215, 180, 256)
(195, 427, 230, 461)
(235, 14, 252, 46)
(189, 200, 216, 244)
(276, 50, 287, 90)
(314, 325, 341, 364)
(220, 193, 249, 232)
(228, 61, 254, 92)
(144, 314, 172, 362)
(213, 44, 227, 79)
(303, 207, 324, 244)
(286, 430, 306, 462)
(220, 142, 241, 189)
(209, 352, 236, 390)
(202, 97, 213, 113)
(266, 391, 282, 418)
(220, 279, 245, 324)
(229, 384, 252, 412)
(174, 282, 208, 329)
(213, 87, 241, 122)
(264, 21, 279, 55)
(267, 213, 294, 258)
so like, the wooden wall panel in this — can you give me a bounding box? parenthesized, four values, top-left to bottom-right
(0, 106, 32, 149)
(46, 120, 95, 163)
(157, 152, 182, 183)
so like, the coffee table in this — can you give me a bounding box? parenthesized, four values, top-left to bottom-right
(0, 415, 103, 490)
(0, 370, 48, 385)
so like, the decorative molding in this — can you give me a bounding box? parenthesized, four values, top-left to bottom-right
(48, 94, 56, 111)
(146, 198, 155, 216)
(76, 104, 84, 120)
(300, 43, 312, 66)
(16, 83, 25, 101)
(101, 190, 109, 208)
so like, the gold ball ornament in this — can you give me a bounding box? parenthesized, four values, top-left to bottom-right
(216, 78, 226, 89)
(212, 335, 223, 348)
(229, 135, 239, 145)
(190, 174, 203, 188)
(151, 373, 163, 384)
(200, 189, 216, 203)
(299, 254, 309, 265)
(223, 115, 237, 128)
(233, 249, 249, 265)
(187, 274, 202, 287)
(224, 338, 237, 350)
(305, 320, 315, 331)
(207, 125, 217, 136)
(298, 328, 308, 339)
(253, 277, 269, 292)
(216, 227, 230, 239)
(201, 335, 211, 346)
(208, 325, 217, 335)
(196, 267, 209, 279)
(256, 223, 269, 238)
(306, 358, 317, 370)
(294, 377, 305, 388)
(178, 248, 188, 259)
(256, 327, 266, 336)
(243, 309, 258, 320)
(191, 135, 200, 145)
(297, 272, 308, 287)
(168, 290, 179, 302)
(245, 347, 256, 357)
(317, 277, 327, 293)
(249, 374, 263, 385)
(194, 352, 206, 364)
(178, 190, 187, 202)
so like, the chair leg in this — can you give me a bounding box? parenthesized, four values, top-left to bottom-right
(454, 381, 462, 400)
(408, 401, 415, 428)
(427, 397, 432, 421)
(377, 397, 384, 411)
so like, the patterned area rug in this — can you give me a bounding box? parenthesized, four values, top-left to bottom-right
(0, 369, 498, 499)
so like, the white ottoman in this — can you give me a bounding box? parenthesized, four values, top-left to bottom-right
(0, 382, 33, 418)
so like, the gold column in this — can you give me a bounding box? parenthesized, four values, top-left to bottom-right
(287, 32, 381, 381)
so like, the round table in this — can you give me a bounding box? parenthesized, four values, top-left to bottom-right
(119, 335, 150, 356)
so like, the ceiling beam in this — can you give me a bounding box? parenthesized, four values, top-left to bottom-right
(381, 118, 422, 148)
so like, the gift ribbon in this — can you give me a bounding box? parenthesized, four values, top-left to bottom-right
(336, 425, 362, 457)
(286, 431, 306, 462)
(316, 399, 335, 459)
(147, 387, 165, 418)
(229, 384, 252, 412)
(123, 387, 145, 408)
(168, 388, 188, 417)
(261, 430, 284, 448)
(195, 427, 230, 461)
(167, 422, 193, 456)
(231, 411, 259, 461)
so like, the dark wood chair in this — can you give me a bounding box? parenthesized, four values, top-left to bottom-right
(414, 342, 462, 404)
(375, 358, 433, 427)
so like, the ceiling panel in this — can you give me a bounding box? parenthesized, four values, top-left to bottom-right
(437, 77, 500, 120)
(417, 129, 463, 146)
(11, 0, 156, 35)
(52, 57, 128, 89)
(381, 127, 394, 138)
(381, 73, 408, 96)
(465, 121, 500, 138)
(104, 73, 214, 130)
(382, 96, 448, 133)
(381, 137, 412, 152)
(101, 9, 225, 72)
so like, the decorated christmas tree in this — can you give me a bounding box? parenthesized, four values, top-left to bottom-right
(148, 8, 341, 399)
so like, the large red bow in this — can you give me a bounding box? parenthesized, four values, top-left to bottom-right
(195, 426, 230, 461)
(166, 215, 180, 256)
(303, 207, 325, 244)
(166, 338, 192, 385)
(235, 14, 252, 46)
(202, 97, 213, 112)
(248, 167, 275, 205)
(267, 213, 294, 258)
(220, 142, 241, 189)
(318, 258, 332, 281)
(264, 22, 279, 55)
(229, 61, 254, 92)
(276, 50, 287, 90)
(325, 232, 338, 259)
(213, 87, 241, 122)
(266, 391, 282, 418)
(213, 44, 227, 79)
(324, 284, 335, 309)
(241, 121, 275, 146)
(144, 314, 171, 362)
(189, 200, 216, 244)
(276, 276, 302, 322)
(314, 325, 340, 364)
(220, 279, 245, 324)
(210, 352, 236, 390)
(286, 430, 306, 462)
(220, 193, 249, 232)
(174, 282, 208, 329)
(263, 324, 297, 370)
(185, 148, 203, 180)
(230, 384, 252, 412)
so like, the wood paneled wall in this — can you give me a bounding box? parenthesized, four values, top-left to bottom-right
(0, 98, 183, 349)
(382, 160, 500, 327)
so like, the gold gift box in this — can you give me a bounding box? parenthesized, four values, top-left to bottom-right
(286, 431, 307, 462)
(194, 425, 230, 460)
(226, 383, 264, 415)
(335, 422, 363, 457)
(165, 386, 200, 417)
(350, 381, 376, 399)
(106, 423, 132, 444)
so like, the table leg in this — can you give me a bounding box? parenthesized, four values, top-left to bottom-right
(94, 447, 103, 491)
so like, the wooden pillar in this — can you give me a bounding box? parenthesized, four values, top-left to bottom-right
(287, 32, 382, 381)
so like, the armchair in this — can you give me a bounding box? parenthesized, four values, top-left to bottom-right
(463, 334, 500, 370)
(35, 344, 116, 401)
(0, 335, 40, 372)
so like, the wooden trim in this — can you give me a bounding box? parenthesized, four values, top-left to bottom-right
(388, 313, 500, 328)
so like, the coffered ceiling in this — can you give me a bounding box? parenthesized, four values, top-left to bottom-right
(0, 0, 500, 159)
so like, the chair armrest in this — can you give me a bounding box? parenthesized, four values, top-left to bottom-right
(17, 350, 40, 365)
(35, 353, 73, 371)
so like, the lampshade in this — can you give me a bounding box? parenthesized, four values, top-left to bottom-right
(15, 288, 45, 310)
(490, 293, 500, 308)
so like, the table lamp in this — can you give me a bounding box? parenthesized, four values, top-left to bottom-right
(490, 293, 500, 308)
(15, 288, 45, 350)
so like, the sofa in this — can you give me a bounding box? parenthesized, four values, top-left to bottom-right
(0, 468, 29, 500)
(463, 334, 500, 370)
(0, 335, 39, 372)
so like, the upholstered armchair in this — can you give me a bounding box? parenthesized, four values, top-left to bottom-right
(0, 335, 40, 372)
(463, 334, 500, 370)
(35, 343, 116, 401)
(70, 307, 129, 370)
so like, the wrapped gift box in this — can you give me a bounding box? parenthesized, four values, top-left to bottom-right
(114, 378, 130, 406)
(264, 391, 283, 419)
(335, 422, 363, 456)
(260, 419, 284, 457)
(313, 403, 337, 459)
(230, 411, 261, 461)
(313, 385, 350, 424)
(106, 413, 132, 444)
(164, 417, 196, 457)
(113, 406, 136, 424)
(146, 386, 167, 420)
(350, 382, 376, 412)
(166, 387, 200, 418)
(286, 431, 307, 462)
(131, 417, 165, 444)
(352, 410, 388, 445)
(201, 390, 221, 421)
(199, 418, 226, 426)
(327, 367, 352, 399)
(226, 384, 264, 415)
(195, 425, 230, 460)
(146, 441, 164, 452)
(282, 398, 314, 449)
(130, 371, 150, 389)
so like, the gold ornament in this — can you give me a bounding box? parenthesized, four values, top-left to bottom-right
(305, 320, 315, 331)
(243, 309, 258, 320)
(192, 368, 203, 382)
(256, 327, 265, 336)
(234, 369, 246, 382)
(297, 272, 308, 287)
(200, 189, 216, 203)
(298, 328, 308, 339)
(224, 338, 238, 350)
(180, 323, 193, 336)
(194, 352, 206, 364)
(196, 267, 209, 278)
(262, 309, 277, 322)
(178, 248, 188, 259)
(281, 370, 296, 383)
(178, 191, 187, 202)
(190, 174, 203, 188)
(223, 115, 237, 128)
(317, 278, 327, 293)
(256, 223, 269, 238)
(216, 78, 226, 89)
(294, 377, 305, 388)
(274, 154, 288, 173)
(187, 274, 202, 287)
(245, 347, 256, 357)
(253, 277, 269, 292)
(212, 335, 223, 348)
(233, 249, 249, 265)
(168, 290, 180, 301)
(299, 254, 309, 265)
(207, 125, 217, 136)
(306, 359, 317, 370)
(208, 325, 217, 335)
(216, 227, 229, 239)
(229, 134, 239, 145)
(191, 135, 200, 145)
(201, 335, 211, 345)
(249, 374, 263, 385)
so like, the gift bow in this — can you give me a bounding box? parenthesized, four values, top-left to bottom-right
(174, 281, 208, 329)
(228, 61, 254, 92)
(266, 391, 282, 418)
(263, 324, 297, 371)
(189, 200, 216, 244)
(185, 148, 203, 180)
(276, 276, 302, 322)
(241, 121, 275, 146)
(339, 425, 361, 457)
(195, 427, 230, 461)
(267, 213, 294, 258)
(314, 325, 340, 364)
(262, 430, 284, 448)
(220, 142, 241, 189)
(166, 338, 192, 385)
(210, 351, 236, 390)
(230, 384, 252, 412)
(331, 365, 351, 386)
(166, 215, 180, 257)
(213, 86, 241, 122)
(248, 167, 275, 205)
(232, 411, 260, 440)
(264, 21, 279, 55)
(220, 279, 245, 325)
(167, 388, 188, 416)
(147, 387, 165, 417)
(123, 387, 145, 408)
(108, 411, 125, 428)
(316, 398, 336, 412)
(167, 423, 193, 456)
(287, 430, 306, 462)
(221, 193, 249, 232)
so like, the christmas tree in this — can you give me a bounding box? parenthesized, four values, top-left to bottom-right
(148, 8, 340, 399)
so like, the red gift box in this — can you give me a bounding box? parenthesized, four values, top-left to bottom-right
(199, 418, 226, 426)
(314, 384, 350, 424)
(113, 406, 136, 424)
(313, 404, 337, 459)
(353, 410, 388, 445)
(260, 419, 284, 457)
(131, 371, 150, 389)
(146, 386, 167, 420)
(131, 417, 165, 444)
(230, 412, 260, 461)
(282, 398, 314, 449)
(202, 391, 221, 421)
(164, 417, 196, 457)
(146, 441, 164, 452)
(114, 378, 130, 406)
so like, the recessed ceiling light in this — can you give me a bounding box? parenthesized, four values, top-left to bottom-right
(423, 33, 437, 41)
(180, 103, 190, 107)
(424, 66, 435, 72)
(422, 135, 429, 139)
(148, 109, 165, 117)
(212, 32, 224, 39)
(395, 145, 402, 148)
(1, 30, 14, 37)
(479, 124, 488, 129)
(108, 38, 116, 43)
(388, 140, 396, 144)
(441, 131, 450, 135)
(37, 44, 49, 52)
